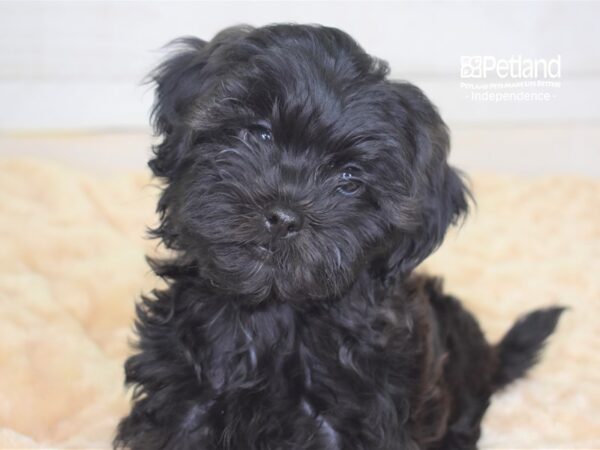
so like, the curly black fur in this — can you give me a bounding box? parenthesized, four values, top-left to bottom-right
(114, 24, 564, 450)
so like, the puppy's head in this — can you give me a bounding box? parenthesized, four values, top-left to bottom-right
(149, 24, 469, 304)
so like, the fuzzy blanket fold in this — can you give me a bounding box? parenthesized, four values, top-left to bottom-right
(0, 158, 598, 449)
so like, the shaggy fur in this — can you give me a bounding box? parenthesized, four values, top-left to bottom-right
(114, 24, 564, 450)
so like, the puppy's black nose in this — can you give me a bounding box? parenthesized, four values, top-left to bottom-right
(264, 206, 303, 238)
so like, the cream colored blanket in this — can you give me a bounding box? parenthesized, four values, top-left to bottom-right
(0, 158, 598, 449)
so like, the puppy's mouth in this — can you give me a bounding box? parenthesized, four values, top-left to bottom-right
(250, 243, 292, 265)
(256, 244, 272, 255)
(252, 244, 274, 259)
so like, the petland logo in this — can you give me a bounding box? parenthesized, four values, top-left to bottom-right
(460, 55, 561, 102)
(460, 55, 561, 79)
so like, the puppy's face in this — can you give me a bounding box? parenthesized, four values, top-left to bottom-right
(150, 25, 468, 304)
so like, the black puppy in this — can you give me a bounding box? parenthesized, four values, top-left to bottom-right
(115, 24, 564, 450)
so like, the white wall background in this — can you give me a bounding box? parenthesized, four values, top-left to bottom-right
(1, 1, 599, 131)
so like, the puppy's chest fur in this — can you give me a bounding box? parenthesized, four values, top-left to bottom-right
(126, 275, 441, 450)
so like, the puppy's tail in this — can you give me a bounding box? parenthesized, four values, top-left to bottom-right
(492, 306, 566, 390)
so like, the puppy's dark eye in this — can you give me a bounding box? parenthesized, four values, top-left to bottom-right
(337, 168, 364, 195)
(259, 129, 273, 141)
(247, 124, 273, 142)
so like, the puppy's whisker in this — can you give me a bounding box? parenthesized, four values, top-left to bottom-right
(334, 246, 342, 269)
(218, 148, 243, 157)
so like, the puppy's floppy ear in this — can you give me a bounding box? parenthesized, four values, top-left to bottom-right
(148, 37, 209, 178)
(385, 82, 470, 275)
(148, 26, 253, 178)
